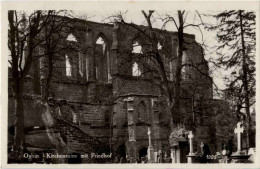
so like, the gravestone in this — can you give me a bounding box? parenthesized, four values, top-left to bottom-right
(234, 122, 244, 153)
(230, 122, 250, 163)
(248, 148, 256, 163)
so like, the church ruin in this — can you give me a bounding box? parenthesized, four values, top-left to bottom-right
(8, 16, 235, 163)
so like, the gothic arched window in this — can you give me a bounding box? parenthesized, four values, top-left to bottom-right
(95, 36, 111, 83)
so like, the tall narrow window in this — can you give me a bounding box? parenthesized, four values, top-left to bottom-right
(78, 52, 83, 77)
(107, 50, 112, 83)
(96, 37, 106, 54)
(132, 62, 141, 76)
(95, 37, 102, 80)
(95, 36, 110, 83)
(65, 55, 72, 76)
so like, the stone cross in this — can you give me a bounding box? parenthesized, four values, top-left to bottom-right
(234, 122, 244, 152)
(188, 131, 194, 155)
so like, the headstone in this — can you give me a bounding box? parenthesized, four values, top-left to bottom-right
(234, 122, 244, 153)
(170, 149, 175, 163)
(248, 148, 256, 163)
(154, 151, 158, 162)
(230, 122, 250, 163)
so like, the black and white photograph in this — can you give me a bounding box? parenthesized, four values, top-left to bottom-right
(1, 1, 259, 166)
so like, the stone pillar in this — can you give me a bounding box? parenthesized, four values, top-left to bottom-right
(187, 154, 195, 163)
(148, 127, 152, 147)
(124, 97, 137, 162)
(107, 49, 112, 83)
(111, 22, 119, 75)
(111, 22, 122, 96)
(154, 151, 158, 163)
(187, 131, 195, 163)
(147, 127, 154, 162)
(85, 30, 95, 81)
(83, 52, 87, 80)
(176, 147, 181, 163)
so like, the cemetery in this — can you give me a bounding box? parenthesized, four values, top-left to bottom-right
(7, 10, 256, 164)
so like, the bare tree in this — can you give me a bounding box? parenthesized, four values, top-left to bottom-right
(107, 10, 211, 130)
(8, 10, 73, 157)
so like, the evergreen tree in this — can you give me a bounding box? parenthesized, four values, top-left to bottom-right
(212, 10, 255, 148)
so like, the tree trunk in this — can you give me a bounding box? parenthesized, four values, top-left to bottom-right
(9, 10, 26, 159)
(239, 10, 251, 148)
(171, 11, 184, 126)
(141, 10, 175, 129)
(13, 80, 25, 158)
(44, 55, 53, 101)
